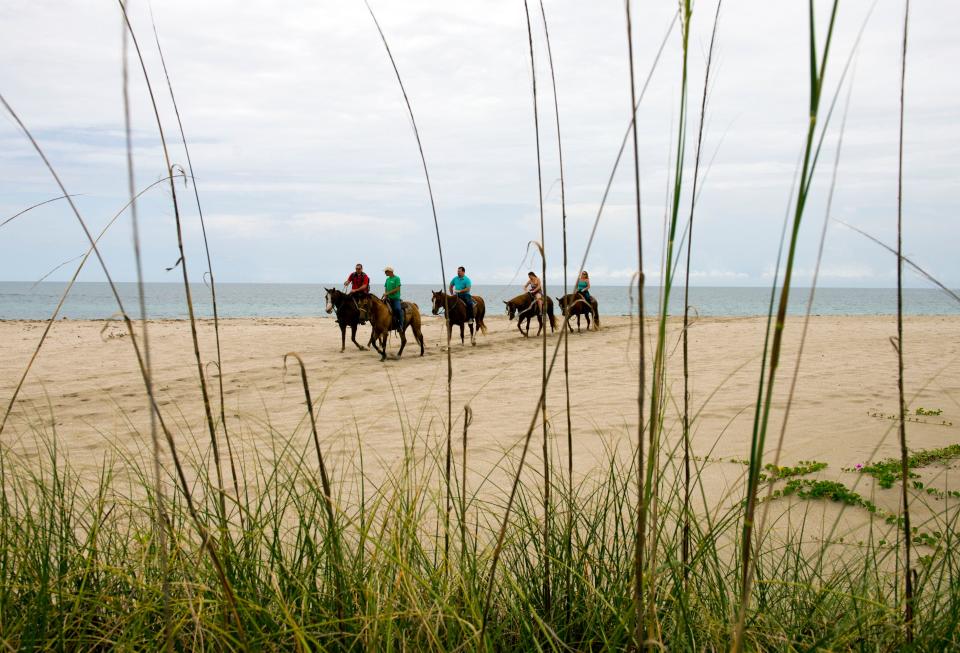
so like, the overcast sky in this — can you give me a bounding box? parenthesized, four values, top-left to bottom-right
(1, 1, 957, 287)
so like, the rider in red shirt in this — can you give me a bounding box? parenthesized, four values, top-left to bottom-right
(344, 263, 371, 323)
(344, 263, 370, 296)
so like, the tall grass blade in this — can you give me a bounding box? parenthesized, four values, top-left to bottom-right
(362, 0, 453, 579)
(120, 7, 169, 649)
(117, 0, 226, 528)
(521, 0, 552, 617)
(734, 2, 840, 650)
(0, 174, 183, 439)
(0, 92, 245, 643)
(895, 0, 914, 641)
(479, 15, 675, 641)
(148, 7, 241, 518)
(682, 0, 722, 583)
(624, 1, 649, 644)
(537, 0, 571, 623)
(0, 195, 78, 229)
(283, 353, 344, 623)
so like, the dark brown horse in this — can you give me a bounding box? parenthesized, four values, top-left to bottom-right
(504, 293, 556, 337)
(431, 291, 487, 346)
(325, 288, 367, 352)
(557, 293, 600, 333)
(363, 295, 425, 361)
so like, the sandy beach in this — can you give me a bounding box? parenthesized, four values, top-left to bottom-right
(2, 313, 957, 514)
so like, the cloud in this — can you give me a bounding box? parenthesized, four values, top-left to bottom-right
(1, 0, 957, 286)
(203, 211, 413, 240)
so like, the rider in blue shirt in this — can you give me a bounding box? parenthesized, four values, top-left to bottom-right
(448, 266, 475, 324)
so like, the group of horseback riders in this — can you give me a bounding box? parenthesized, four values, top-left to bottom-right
(326, 261, 599, 359)
(342, 263, 478, 330)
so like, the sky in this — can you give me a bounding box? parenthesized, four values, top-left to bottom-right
(1, 1, 957, 288)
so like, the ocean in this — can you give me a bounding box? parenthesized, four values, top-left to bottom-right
(0, 282, 957, 321)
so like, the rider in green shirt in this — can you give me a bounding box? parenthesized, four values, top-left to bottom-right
(383, 266, 403, 331)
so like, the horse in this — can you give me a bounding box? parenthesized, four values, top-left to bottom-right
(431, 291, 488, 346)
(324, 288, 369, 352)
(362, 295, 425, 361)
(557, 292, 601, 333)
(504, 293, 556, 337)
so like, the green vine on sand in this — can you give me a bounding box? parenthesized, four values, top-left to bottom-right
(772, 479, 947, 548)
(866, 409, 953, 427)
(915, 407, 942, 416)
(846, 443, 960, 489)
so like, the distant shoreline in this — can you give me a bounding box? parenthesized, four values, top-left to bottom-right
(2, 282, 957, 320)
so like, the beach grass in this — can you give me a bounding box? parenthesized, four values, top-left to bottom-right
(1, 414, 959, 650)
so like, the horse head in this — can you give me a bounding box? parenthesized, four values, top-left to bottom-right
(431, 290, 444, 316)
(504, 299, 516, 321)
(324, 287, 338, 314)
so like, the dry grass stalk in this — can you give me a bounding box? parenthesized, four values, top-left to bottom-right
(895, 0, 914, 641)
(120, 6, 169, 648)
(362, 0, 454, 578)
(0, 90, 245, 642)
(537, 0, 573, 623)
(521, 0, 552, 616)
(624, 1, 649, 645)
(116, 0, 226, 528)
(682, 0, 722, 581)
(148, 9, 242, 519)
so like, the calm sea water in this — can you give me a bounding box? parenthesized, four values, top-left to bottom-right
(0, 282, 957, 320)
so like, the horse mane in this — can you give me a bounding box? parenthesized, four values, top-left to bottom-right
(432, 290, 464, 311)
(507, 293, 529, 307)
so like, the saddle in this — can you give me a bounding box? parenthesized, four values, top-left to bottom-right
(388, 301, 416, 329)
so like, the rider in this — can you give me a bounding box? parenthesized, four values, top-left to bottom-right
(525, 271, 543, 313)
(343, 263, 370, 323)
(448, 266, 475, 324)
(383, 265, 404, 332)
(576, 270, 592, 305)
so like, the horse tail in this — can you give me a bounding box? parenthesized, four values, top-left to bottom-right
(476, 298, 488, 334)
(547, 299, 556, 331)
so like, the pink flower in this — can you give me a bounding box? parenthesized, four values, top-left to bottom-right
(855, 464, 863, 470)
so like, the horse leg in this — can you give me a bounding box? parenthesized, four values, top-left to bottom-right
(340, 323, 347, 352)
(469, 323, 475, 346)
(378, 333, 388, 361)
(535, 314, 543, 337)
(368, 326, 382, 357)
(396, 327, 408, 358)
(459, 323, 465, 346)
(350, 323, 365, 350)
(577, 314, 582, 334)
(415, 325, 425, 356)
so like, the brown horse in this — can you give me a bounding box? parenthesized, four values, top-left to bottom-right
(557, 293, 600, 333)
(431, 291, 487, 346)
(324, 288, 367, 352)
(363, 295, 425, 361)
(504, 293, 556, 337)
